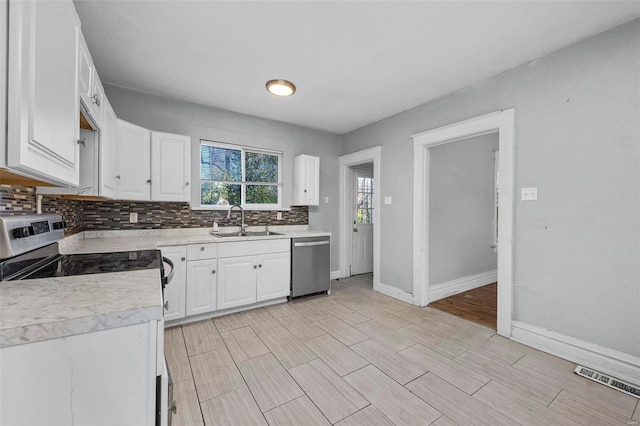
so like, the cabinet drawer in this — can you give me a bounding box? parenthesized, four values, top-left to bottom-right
(218, 239, 290, 258)
(187, 243, 218, 261)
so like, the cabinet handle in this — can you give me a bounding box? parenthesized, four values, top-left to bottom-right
(212, 270, 216, 274)
(181, 257, 185, 261)
(116, 175, 121, 179)
(200, 247, 205, 251)
(258, 264, 262, 268)
(164, 301, 169, 310)
(185, 182, 190, 186)
(91, 93, 101, 106)
(304, 189, 307, 193)
(146, 179, 152, 184)
(77, 139, 87, 148)
(253, 265, 257, 269)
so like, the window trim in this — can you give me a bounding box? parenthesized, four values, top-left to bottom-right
(198, 140, 283, 210)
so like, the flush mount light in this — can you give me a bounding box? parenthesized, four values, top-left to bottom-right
(266, 79, 296, 97)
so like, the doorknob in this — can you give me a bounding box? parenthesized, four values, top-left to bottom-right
(353, 228, 358, 232)
(353, 220, 356, 225)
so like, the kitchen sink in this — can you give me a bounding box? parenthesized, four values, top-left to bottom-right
(213, 231, 284, 238)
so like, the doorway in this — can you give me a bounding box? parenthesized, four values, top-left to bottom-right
(339, 146, 383, 294)
(350, 164, 374, 276)
(411, 110, 515, 337)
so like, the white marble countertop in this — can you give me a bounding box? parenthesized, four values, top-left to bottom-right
(1, 226, 330, 349)
(59, 225, 331, 254)
(0, 269, 163, 348)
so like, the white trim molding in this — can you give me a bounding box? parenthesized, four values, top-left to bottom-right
(429, 270, 497, 303)
(339, 146, 382, 292)
(512, 321, 640, 386)
(376, 282, 414, 304)
(411, 109, 515, 338)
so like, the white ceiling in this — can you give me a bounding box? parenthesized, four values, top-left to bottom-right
(73, 1, 640, 135)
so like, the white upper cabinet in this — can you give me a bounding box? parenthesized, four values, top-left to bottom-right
(0, 0, 6, 167)
(117, 120, 151, 201)
(100, 99, 119, 198)
(6, 0, 81, 187)
(78, 35, 94, 115)
(292, 154, 320, 206)
(151, 132, 191, 202)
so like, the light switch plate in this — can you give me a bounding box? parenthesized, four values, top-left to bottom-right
(384, 196, 392, 205)
(276, 212, 283, 220)
(521, 187, 538, 201)
(129, 212, 138, 223)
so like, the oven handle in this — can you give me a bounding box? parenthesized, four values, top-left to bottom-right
(161, 256, 175, 287)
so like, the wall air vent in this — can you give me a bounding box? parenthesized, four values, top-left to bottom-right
(574, 366, 640, 398)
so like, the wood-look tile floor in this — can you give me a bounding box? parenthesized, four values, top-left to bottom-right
(165, 274, 639, 425)
(429, 283, 497, 329)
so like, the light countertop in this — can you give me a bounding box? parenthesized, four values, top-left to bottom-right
(1, 226, 330, 349)
(0, 269, 163, 348)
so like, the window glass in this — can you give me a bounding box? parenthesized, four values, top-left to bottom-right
(356, 176, 374, 224)
(199, 141, 281, 208)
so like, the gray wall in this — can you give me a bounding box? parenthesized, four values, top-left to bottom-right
(342, 19, 640, 356)
(429, 134, 498, 285)
(104, 85, 342, 271)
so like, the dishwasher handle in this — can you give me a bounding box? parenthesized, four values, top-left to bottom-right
(161, 256, 175, 288)
(294, 240, 330, 247)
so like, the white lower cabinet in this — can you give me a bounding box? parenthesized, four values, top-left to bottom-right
(0, 321, 160, 425)
(160, 245, 187, 322)
(164, 239, 291, 325)
(256, 252, 291, 302)
(186, 259, 217, 316)
(217, 255, 258, 310)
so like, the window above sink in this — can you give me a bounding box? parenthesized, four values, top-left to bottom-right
(198, 140, 282, 210)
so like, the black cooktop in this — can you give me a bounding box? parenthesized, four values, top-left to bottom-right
(3, 249, 163, 281)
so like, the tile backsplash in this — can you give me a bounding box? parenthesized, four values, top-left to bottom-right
(0, 185, 308, 234)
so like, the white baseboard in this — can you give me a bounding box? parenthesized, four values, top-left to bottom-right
(429, 269, 497, 302)
(511, 321, 640, 386)
(330, 270, 341, 280)
(374, 281, 414, 304)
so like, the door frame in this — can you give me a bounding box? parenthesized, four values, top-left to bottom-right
(339, 146, 381, 289)
(411, 110, 515, 337)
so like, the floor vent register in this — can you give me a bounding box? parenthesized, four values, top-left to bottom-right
(574, 366, 640, 398)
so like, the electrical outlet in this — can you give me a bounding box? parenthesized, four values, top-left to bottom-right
(324, 196, 329, 204)
(129, 212, 138, 223)
(521, 187, 538, 201)
(276, 212, 283, 220)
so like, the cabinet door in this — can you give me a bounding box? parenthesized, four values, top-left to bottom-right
(256, 252, 291, 302)
(292, 155, 319, 206)
(116, 120, 151, 200)
(78, 34, 94, 113)
(7, 0, 81, 187)
(151, 131, 191, 202)
(186, 259, 217, 317)
(217, 256, 257, 310)
(100, 100, 118, 198)
(161, 246, 187, 322)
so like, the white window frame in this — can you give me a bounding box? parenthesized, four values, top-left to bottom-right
(198, 140, 283, 210)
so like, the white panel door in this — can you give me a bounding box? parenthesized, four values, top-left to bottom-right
(100, 100, 119, 199)
(351, 168, 374, 275)
(217, 256, 257, 310)
(7, 0, 81, 186)
(256, 252, 291, 302)
(151, 131, 191, 202)
(186, 259, 217, 317)
(116, 120, 151, 200)
(161, 245, 187, 322)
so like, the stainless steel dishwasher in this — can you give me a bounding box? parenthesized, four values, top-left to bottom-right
(291, 236, 331, 297)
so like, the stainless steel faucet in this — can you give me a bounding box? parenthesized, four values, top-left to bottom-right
(227, 204, 247, 235)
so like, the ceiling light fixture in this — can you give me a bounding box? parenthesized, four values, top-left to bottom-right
(266, 79, 296, 97)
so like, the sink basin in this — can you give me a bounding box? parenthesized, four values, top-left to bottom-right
(213, 231, 284, 238)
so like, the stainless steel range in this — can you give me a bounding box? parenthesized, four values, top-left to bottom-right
(0, 214, 172, 286)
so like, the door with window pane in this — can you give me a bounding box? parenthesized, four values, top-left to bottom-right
(351, 167, 374, 275)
